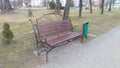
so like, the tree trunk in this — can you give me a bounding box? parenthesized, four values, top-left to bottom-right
(108, 0, 112, 12)
(89, 0, 92, 13)
(55, 0, 60, 13)
(47, 1, 49, 9)
(112, 0, 116, 9)
(79, 0, 83, 17)
(101, 0, 104, 14)
(0, 0, 4, 13)
(70, 0, 74, 7)
(63, 0, 71, 20)
(3, 0, 13, 13)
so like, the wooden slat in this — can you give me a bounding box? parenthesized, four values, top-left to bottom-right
(36, 20, 74, 42)
(36, 22, 57, 36)
(47, 32, 81, 46)
(55, 20, 72, 33)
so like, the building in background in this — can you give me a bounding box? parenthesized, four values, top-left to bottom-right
(114, 0, 120, 8)
(31, 0, 41, 7)
(9, 0, 96, 8)
(9, 0, 119, 8)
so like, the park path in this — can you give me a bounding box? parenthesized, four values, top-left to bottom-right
(36, 26, 120, 68)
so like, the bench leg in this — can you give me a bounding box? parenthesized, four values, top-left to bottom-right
(81, 35, 84, 44)
(37, 42, 46, 56)
(46, 48, 53, 62)
(46, 51, 49, 62)
(37, 43, 40, 56)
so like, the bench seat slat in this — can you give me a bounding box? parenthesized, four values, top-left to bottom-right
(46, 32, 81, 46)
(39, 30, 58, 36)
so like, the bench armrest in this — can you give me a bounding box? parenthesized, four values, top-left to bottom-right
(40, 38, 47, 43)
(79, 26, 83, 34)
(39, 36, 47, 43)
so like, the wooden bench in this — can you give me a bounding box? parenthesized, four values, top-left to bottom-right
(30, 19, 88, 62)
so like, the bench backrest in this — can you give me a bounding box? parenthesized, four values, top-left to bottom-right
(35, 20, 73, 38)
(55, 20, 73, 33)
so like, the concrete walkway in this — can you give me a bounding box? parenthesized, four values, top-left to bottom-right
(39, 26, 120, 68)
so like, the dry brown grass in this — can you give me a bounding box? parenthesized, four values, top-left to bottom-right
(0, 8, 120, 68)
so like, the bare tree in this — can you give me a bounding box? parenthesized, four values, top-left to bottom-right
(108, 0, 112, 11)
(70, 0, 74, 7)
(112, 0, 116, 8)
(0, 0, 13, 13)
(0, 0, 4, 13)
(89, 0, 92, 13)
(55, 0, 61, 13)
(79, 0, 83, 17)
(63, 0, 71, 20)
(101, 0, 104, 14)
(43, 0, 47, 7)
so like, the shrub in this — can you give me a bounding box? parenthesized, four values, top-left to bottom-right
(60, 6, 64, 10)
(28, 9, 33, 17)
(2, 22, 14, 44)
(49, 1, 56, 9)
(58, 1, 62, 8)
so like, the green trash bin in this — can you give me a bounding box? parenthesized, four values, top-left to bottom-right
(83, 21, 89, 38)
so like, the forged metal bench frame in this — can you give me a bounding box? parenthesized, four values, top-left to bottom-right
(29, 13, 89, 62)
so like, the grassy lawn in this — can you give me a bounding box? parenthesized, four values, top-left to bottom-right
(0, 8, 120, 68)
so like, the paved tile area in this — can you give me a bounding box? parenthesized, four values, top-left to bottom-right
(37, 26, 120, 68)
